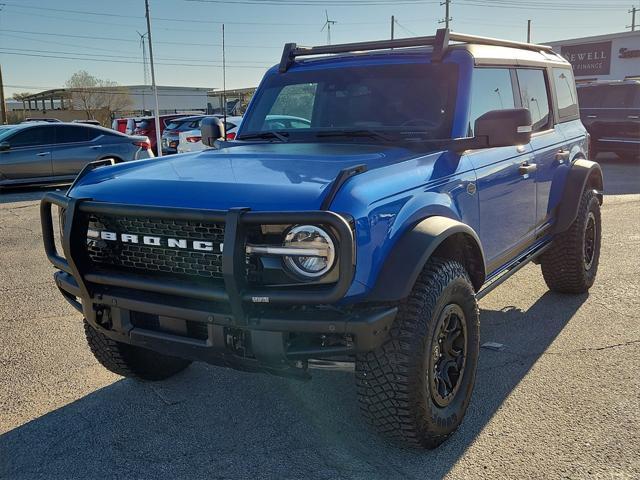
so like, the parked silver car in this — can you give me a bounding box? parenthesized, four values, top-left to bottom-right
(0, 122, 153, 189)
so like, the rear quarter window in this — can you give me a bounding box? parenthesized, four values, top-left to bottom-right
(552, 68, 579, 121)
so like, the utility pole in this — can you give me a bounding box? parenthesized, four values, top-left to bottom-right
(144, 0, 162, 157)
(527, 19, 532, 43)
(628, 6, 637, 31)
(222, 24, 227, 134)
(0, 65, 7, 125)
(439, 0, 452, 29)
(391, 15, 395, 40)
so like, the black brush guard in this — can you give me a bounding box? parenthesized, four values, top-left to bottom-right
(41, 191, 396, 377)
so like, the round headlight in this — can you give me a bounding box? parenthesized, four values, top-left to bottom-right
(283, 225, 335, 278)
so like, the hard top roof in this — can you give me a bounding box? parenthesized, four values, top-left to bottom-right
(279, 28, 568, 72)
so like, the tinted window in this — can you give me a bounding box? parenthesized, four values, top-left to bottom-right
(468, 68, 515, 135)
(600, 85, 635, 108)
(577, 87, 601, 108)
(633, 86, 640, 108)
(517, 69, 551, 132)
(56, 125, 92, 143)
(8, 126, 56, 147)
(552, 68, 579, 119)
(243, 63, 459, 140)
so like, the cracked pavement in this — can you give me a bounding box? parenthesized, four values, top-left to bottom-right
(0, 157, 639, 479)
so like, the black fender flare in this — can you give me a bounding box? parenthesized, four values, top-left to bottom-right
(368, 216, 486, 302)
(553, 159, 603, 234)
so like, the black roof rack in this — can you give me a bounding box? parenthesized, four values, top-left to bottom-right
(279, 28, 554, 72)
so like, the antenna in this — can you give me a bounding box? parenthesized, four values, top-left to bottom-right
(321, 10, 337, 45)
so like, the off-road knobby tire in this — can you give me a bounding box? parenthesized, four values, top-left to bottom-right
(83, 319, 192, 381)
(540, 188, 601, 294)
(355, 258, 480, 449)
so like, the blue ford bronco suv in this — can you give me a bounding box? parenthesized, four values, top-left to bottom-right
(41, 30, 603, 448)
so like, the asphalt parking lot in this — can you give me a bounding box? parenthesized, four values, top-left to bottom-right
(0, 156, 639, 480)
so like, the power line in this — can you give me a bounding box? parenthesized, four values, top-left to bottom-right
(0, 46, 271, 65)
(0, 51, 272, 69)
(0, 28, 283, 49)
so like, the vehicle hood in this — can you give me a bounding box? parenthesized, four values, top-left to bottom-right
(70, 143, 424, 211)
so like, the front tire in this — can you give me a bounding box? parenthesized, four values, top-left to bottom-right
(541, 188, 601, 294)
(355, 259, 480, 449)
(84, 319, 192, 381)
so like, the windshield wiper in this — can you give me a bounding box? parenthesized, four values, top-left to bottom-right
(236, 131, 289, 142)
(315, 129, 395, 142)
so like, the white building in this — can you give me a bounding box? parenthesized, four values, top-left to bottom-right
(124, 85, 211, 114)
(546, 30, 640, 82)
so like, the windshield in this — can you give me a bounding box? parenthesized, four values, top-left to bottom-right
(240, 62, 458, 141)
(0, 125, 20, 141)
(165, 118, 203, 132)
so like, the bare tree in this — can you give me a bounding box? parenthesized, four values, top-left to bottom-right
(65, 71, 132, 124)
(12, 92, 33, 111)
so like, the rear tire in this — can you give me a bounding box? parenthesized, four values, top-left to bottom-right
(355, 259, 479, 449)
(540, 188, 601, 293)
(83, 319, 192, 381)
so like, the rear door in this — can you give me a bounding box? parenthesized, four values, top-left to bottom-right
(51, 125, 98, 176)
(515, 68, 569, 233)
(0, 126, 55, 180)
(465, 67, 536, 273)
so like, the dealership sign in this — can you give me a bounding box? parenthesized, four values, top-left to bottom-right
(561, 41, 612, 76)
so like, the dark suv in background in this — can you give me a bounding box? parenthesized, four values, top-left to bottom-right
(577, 80, 640, 159)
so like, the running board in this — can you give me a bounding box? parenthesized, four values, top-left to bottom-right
(476, 243, 552, 300)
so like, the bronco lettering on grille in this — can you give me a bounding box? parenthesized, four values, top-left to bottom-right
(87, 229, 216, 252)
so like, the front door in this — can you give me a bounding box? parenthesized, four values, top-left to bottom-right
(0, 125, 55, 180)
(465, 67, 537, 273)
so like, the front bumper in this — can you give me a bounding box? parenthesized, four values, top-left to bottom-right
(41, 190, 395, 377)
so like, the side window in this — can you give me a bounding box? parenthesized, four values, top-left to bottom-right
(552, 68, 579, 120)
(468, 68, 515, 135)
(600, 85, 635, 108)
(8, 126, 55, 147)
(55, 126, 91, 144)
(516, 69, 551, 132)
(577, 86, 602, 108)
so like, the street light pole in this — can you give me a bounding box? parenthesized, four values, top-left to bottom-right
(144, 0, 163, 157)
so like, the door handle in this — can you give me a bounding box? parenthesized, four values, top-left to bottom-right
(518, 161, 537, 175)
(556, 149, 570, 163)
(628, 115, 639, 119)
(586, 115, 597, 119)
(36, 152, 50, 157)
(90, 145, 102, 149)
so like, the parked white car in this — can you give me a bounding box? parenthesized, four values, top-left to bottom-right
(177, 116, 243, 153)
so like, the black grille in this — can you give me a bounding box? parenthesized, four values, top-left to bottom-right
(85, 214, 225, 280)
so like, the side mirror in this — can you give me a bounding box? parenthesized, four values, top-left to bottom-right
(0, 141, 10, 152)
(474, 108, 532, 148)
(200, 117, 226, 147)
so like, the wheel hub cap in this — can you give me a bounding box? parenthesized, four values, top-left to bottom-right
(429, 304, 467, 408)
(584, 211, 596, 270)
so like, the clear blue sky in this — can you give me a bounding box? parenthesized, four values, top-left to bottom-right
(0, 0, 636, 98)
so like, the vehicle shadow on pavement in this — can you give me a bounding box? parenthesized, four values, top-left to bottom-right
(598, 154, 640, 195)
(0, 186, 64, 205)
(0, 291, 587, 480)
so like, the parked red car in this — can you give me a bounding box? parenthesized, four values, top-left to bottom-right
(133, 114, 186, 154)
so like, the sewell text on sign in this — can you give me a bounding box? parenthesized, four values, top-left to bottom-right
(560, 41, 612, 76)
